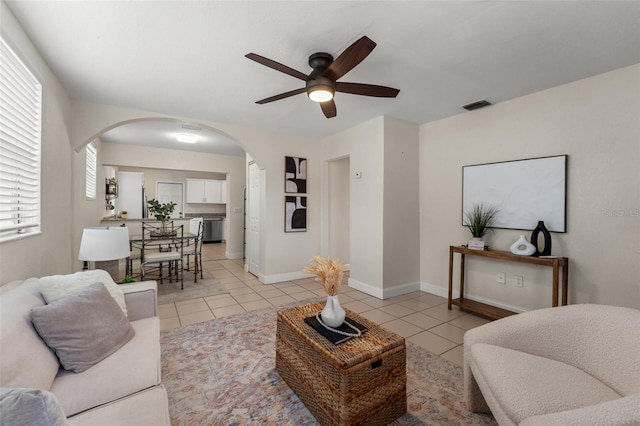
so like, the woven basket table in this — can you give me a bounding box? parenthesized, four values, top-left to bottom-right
(276, 301, 406, 426)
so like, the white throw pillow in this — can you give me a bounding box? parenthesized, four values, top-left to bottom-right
(39, 270, 127, 316)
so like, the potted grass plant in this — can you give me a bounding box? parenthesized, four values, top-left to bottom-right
(464, 203, 499, 250)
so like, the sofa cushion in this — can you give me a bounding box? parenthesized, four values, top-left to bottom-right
(0, 278, 60, 390)
(67, 385, 170, 426)
(31, 282, 135, 373)
(39, 270, 127, 315)
(0, 388, 69, 426)
(470, 343, 620, 424)
(50, 316, 161, 416)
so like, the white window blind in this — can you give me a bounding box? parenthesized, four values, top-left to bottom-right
(0, 37, 42, 241)
(85, 141, 97, 199)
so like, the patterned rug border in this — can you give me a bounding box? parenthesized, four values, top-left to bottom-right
(160, 299, 496, 425)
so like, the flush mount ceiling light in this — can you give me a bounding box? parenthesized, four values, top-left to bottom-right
(306, 77, 335, 103)
(177, 133, 198, 144)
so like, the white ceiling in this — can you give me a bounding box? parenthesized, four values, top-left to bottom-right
(6, 1, 640, 155)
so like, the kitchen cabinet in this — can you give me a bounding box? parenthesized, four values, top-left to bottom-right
(186, 179, 227, 204)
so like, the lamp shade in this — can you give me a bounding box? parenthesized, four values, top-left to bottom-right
(78, 227, 130, 261)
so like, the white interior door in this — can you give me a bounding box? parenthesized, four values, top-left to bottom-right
(247, 162, 260, 277)
(156, 182, 184, 218)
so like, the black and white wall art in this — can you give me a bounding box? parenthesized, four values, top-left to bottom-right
(285, 156, 307, 193)
(285, 196, 307, 232)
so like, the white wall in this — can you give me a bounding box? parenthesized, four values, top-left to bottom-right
(419, 64, 640, 310)
(0, 2, 74, 284)
(322, 117, 385, 293)
(321, 117, 421, 298)
(328, 157, 350, 264)
(383, 117, 420, 293)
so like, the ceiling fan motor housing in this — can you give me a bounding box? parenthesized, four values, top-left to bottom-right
(308, 52, 333, 71)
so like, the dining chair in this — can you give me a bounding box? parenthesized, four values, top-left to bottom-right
(140, 221, 185, 289)
(183, 218, 204, 282)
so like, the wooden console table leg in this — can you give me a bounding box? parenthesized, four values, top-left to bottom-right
(562, 261, 569, 306)
(552, 260, 559, 307)
(460, 253, 466, 303)
(448, 247, 454, 310)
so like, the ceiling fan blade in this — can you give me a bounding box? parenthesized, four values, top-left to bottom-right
(245, 53, 311, 81)
(255, 87, 306, 104)
(335, 82, 400, 98)
(323, 36, 377, 81)
(320, 99, 337, 118)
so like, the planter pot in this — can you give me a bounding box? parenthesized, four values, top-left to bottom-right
(468, 237, 485, 250)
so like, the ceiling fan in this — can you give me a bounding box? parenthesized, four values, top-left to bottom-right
(245, 36, 400, 119)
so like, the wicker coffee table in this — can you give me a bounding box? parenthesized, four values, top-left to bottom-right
(276, 301, 406, 426)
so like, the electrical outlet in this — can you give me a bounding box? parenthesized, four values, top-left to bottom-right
(515, 276, 524, 288)
(497, 272, 506, 284)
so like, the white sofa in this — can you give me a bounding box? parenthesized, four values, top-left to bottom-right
(0, 270, 170, 425)
(464, 304, 640, 425)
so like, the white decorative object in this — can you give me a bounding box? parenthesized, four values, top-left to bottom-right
(321, 295, 346, 328)
(468, 237, 485, 250)
(510, 235, 536, 256)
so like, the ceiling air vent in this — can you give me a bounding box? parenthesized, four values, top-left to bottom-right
(462, 100, 492, 111)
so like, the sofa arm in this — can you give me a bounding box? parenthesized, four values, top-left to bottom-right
(121, 281, 158, 321)
(519, 393, 640, 426)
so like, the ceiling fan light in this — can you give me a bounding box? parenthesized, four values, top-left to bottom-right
(177, 133, 198, 144)
(308, 86, 334, 103)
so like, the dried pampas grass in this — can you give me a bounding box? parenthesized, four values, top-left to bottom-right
(304, 256, 344, 296)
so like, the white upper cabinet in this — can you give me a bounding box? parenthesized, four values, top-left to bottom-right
(186, 179, 227, 204)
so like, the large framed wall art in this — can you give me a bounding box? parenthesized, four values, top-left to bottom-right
(462, 155, 567, 232)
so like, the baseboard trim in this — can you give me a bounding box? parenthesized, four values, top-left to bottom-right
(419, 281, 526, 313)
(225, 251, 243, 260)
(260, 271, 314, 285)
(348, 279, 420, 300)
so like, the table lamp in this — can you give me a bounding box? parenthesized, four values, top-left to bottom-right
(78, 226, 130, 282)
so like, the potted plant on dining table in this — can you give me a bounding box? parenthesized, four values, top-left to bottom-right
(147, 199, 177, 236)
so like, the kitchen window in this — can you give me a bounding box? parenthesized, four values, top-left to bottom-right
(0, 37, 42, 242)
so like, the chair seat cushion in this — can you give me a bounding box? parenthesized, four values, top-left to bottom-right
(143, 251, 181, 262)
(469, 343, 620, 424)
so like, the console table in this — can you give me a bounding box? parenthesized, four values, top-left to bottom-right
(448, 245, 569, 319)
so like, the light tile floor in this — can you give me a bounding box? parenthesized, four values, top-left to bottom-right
(159, 243, 492, 367)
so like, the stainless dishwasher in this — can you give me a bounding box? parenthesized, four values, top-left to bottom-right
(202, 217, 223, 243)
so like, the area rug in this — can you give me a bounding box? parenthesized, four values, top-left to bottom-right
(161, 303, 497, 425)
(157, 278, 228, 304)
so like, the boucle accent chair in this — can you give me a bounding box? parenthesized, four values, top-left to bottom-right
(463, 304, 640, 425)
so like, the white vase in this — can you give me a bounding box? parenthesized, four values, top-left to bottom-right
(321, 295, 346, 328)
(510, 235, 536, 256)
